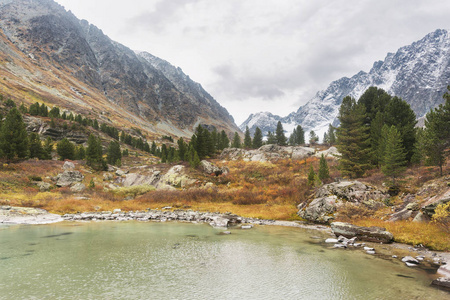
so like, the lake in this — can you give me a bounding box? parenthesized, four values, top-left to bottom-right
(0, 221, 448, 299)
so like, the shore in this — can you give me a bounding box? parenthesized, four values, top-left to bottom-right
(1, 205, 449, 290)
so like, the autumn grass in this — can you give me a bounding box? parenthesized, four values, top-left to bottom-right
(352, 218, 450, 251)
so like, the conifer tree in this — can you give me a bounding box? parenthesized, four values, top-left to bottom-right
(318, 154, 330, 181)
(75, 145, 86, 160)
(43, 137, 53, 160)
(107, 140, 122, 166)
(307, 165, 316, 186)
(29, 133, 45, 159)
(336, 96, 371, 178)
(309, 130, 318, 144)
(19, 102, 27, 114)
(266, 131, 276, 144)
(0, 107, 29, 160)
(231, 132, 241, 148)
(243, 126, 252, 148)
(177, 138, 187, 161)
(381, 126, 406, 185)
(86, 134, 104, 170)
(296, 125, 305, 145)
(326, 124, 336, 145)
(56, 138, 75, 160)
(275, 121, 287, 146)
(252, 127, 263, 149)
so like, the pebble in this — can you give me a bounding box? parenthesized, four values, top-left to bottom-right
(325, 238, 339, 243)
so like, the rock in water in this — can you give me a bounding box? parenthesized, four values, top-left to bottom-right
(330, 222, 394, 243)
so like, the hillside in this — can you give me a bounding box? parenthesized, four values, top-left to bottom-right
(0, 0, 240, 139)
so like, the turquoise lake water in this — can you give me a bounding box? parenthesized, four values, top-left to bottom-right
(0, 221, 448, 299)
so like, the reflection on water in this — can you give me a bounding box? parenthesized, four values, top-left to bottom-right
(0, 222, 448, 300)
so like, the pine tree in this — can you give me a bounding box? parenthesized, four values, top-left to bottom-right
(307, 165, 316, 186)
(336, 96, 371, 178)
(0, 107, 29, 160)
(43, 137, 53, 160)
(252, 127, 263, 149)
(309, 130, 318, 144)
(381, 126, 406, 185)
(75, 145, 86, 160)
(243, 126, 252, 148)
(318, 154, 330, 181)
(29, 133, 45, 159)
(56, 138, 75, 160)
(384, 96, 417, 162)
(275, 121, 287, 146)
(295, 125, 305, 144)
(232, 132, 241, 148)
(177, 138, 187, 161)
(326, 124, 336, 145)
(266, 131, 277, 144)
(86, 134, 104, 170)
(107, 140, 122, 166)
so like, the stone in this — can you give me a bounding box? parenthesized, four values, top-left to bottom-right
(55, 170, 84, 187)
(298, 195, 338, 224)
(402, 256, 420, 266)
(431, 277, 450, 290)
(389, 208, 413, 222)
(70, 183, 86, 193)
(210, 216, 229, 228)
(366, 250, 376, 255)
(314, 146, 340, 159)
(36, 181, 51, 192)
(241, 225, 253, 229)
(364, 247, 375, 251)
(412, 211, 430, 223)
(333, 243, 347, 248)
(325, 238, 338, 243)
(103, 173, 114, 181)
(115, 169, 126, 176)
(200, 160, 229, 176)
(406, 202, 420, 211)
(63, 161, 75, 170)
(331, 222, 394, 243)
(113, 209, 121, 214)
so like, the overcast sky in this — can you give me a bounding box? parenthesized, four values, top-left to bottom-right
(56, 0, 450, 125)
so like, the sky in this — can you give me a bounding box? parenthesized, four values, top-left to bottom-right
(56, 0, 450, 125)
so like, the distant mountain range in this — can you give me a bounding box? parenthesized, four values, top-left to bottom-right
(241, 29, 450, 138)
(0, 0, 240, 138)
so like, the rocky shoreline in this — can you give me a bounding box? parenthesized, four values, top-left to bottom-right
(1, 205, 448, 290)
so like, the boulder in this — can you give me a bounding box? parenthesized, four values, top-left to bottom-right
(36, 181, 51, 192)
(298, 195, 338, 223)
(330, 222, 394, 243)
(200, 160, 229, 176)
(103, 173, 114, 181)
(55, 170, 84, 187)
(70, 183, 86, 193)
(157, 165, 196, 189)
(62, 161, 75, 170)
(314, 146, 340, 158)
(123, 172, 161, 187)
(315, 181, 388, 203)
(210, 216, 230, 228)
(432, 277, 450, 290)
(422, 198, 450, 218)
(220, 145, 315, 162)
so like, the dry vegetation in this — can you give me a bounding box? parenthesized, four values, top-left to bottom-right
(0, 155, 449, 251)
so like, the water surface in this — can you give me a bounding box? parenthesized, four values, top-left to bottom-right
(0, 222, 447, 299)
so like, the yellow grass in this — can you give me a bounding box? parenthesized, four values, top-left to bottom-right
(352, 218, 450, 251)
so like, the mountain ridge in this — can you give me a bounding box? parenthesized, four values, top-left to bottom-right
(0, 0, 240, 138)
(241, 29, 450, 138)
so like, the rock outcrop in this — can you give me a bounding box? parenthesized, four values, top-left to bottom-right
(200, 160, 229, 176)
(330, 222, 394, 243)
(298, 181, 388, 223)
(55, 170, 84, 187)
(220, 145, 315, 162)
(0, 206, 62, 225)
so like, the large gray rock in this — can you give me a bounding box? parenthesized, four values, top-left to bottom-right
(331, 222, 394, 243)
(70, 183, 86, 193)
(422, 198, 450, 218)
(62, 161, 75, 170)
(220, 145, 315, 162)
(157, 165, 196, 189)
(298, 196, 338, 223)
(55, 170, 84, 187)
(200, 160, 229, 176)
(0, 206, 62, 225)
(36, 181, 51, 192)
(298, 181, 388, 223)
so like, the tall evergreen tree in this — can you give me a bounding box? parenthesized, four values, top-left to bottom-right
(75, 145, 86, 160)
(86, 134, 104, 170)
(336, 96, 371, 178)
(107, 140, 122, 166)
(0, 107, 29, 160)
(275, 121, 287, 146)
(384, 96, 417, 162)
(252, 127, 263, 149)
(381, 126, 406, 185)
(243, 126, 252, 148)
(307, 165, 316, 186)
(56, 138, 75, 160)
(231, 132, 241, 148)
(218, 130, 230, 150)
(29, 133, 45, 159)
(318, 154, 330, 181)
(309, 130, 318, 144)
(43, 137, 53, 160)
(177, 138, 187, 161)
(266, 131, 277, 144)
(326, 124, 336, 145)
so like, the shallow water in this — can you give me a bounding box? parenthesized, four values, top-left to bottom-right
(0, 222, 448, 299)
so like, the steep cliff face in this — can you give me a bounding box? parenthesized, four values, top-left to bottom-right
(0, 0, 239, 137)
(241, 29, 450, 138)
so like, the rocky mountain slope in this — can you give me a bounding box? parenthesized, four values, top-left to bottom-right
(0, 0, 239, 138)
(241, 29, 450, 138)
